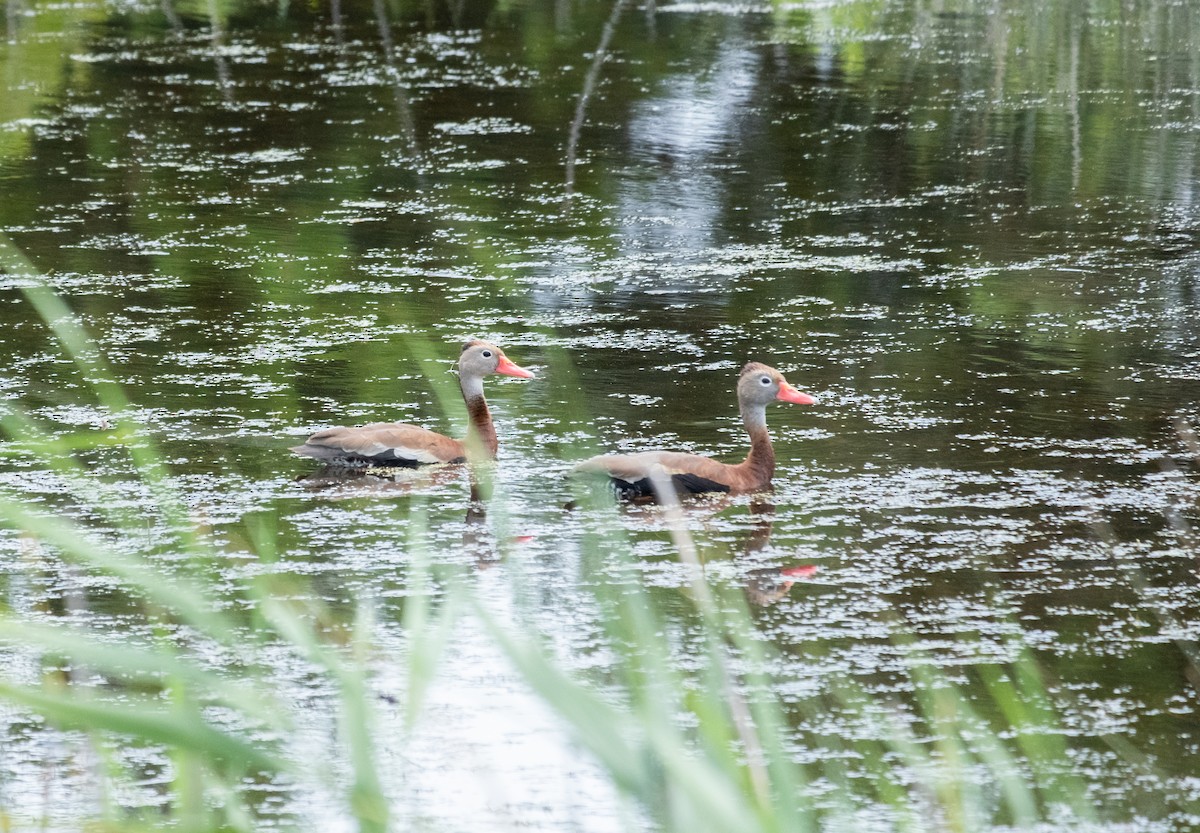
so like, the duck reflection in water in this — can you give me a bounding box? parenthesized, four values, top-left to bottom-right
(739, 500, 820, 607)
(293, 461, 514, 569)
(463, 478, 500, 568)
(462, 466, 539, 568)
(586, 494, 820, 605)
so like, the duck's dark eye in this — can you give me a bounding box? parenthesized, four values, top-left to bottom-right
(482, 350, 493, 358)
(760, 376, 771, 385)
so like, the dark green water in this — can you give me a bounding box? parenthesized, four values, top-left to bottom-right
(2, 0, 1200, 829)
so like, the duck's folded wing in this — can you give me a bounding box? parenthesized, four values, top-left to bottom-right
(293, 423, 466, 465)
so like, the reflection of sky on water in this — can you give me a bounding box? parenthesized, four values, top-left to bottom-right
(616, 38, 758, 258)
(394, 603, 628, 832)
(533, 37, 763, 313)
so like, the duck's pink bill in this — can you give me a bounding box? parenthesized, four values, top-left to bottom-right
(497, 355, 535, 378)
(776, 382, 815, 405)
(781, 565, 819, 578)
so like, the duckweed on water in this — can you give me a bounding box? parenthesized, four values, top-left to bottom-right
(3, 0, 1200, 829)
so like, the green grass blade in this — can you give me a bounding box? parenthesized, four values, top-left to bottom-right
(0, 682, 281, 775)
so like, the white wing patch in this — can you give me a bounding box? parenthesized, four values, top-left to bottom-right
(388, 445, 446, 464)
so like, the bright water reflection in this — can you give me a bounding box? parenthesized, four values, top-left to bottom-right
(2, 0, 1200, 828)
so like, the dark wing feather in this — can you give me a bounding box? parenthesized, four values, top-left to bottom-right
(573, 452, 733, 501)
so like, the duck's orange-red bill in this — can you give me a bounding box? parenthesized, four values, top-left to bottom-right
(776, 382, 815, 405)
(497, 355, 534, 378)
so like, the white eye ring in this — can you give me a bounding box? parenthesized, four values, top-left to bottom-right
(482, 350, 493, 358)
(760, 376, 772, 385)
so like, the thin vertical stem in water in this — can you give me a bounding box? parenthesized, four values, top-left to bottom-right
(373, 0, 422, 162)
(987, 1, 1007, 105)
(1069, 16, 1081, 191)
(160, 0, 183, 35)
(206, 0, 233, 102)
(563, 0, 628, 211)
(6, 0, 25, 41)
(554, 0, 571, 34)
(328, 0, 343, 45)
(330, 0, 344, 46)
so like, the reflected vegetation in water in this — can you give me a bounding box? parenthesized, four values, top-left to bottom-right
(2, 0, 1200, 829)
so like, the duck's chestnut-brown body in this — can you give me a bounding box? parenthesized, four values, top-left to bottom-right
(291, 340, 533, 467)
(574, 362, 814, 500)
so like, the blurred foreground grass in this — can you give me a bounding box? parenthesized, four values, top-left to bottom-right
(0, 239, 1144, 832)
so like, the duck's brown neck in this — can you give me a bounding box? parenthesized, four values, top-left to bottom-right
(737, 403, 774, 490)
(461, 375, 498, 458)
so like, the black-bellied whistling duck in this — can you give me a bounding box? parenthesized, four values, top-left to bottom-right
(573, 362, 815, 500)
(291, 340, 533, 467)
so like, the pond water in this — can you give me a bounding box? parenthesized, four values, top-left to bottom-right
(2, 0, 1200, 829)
